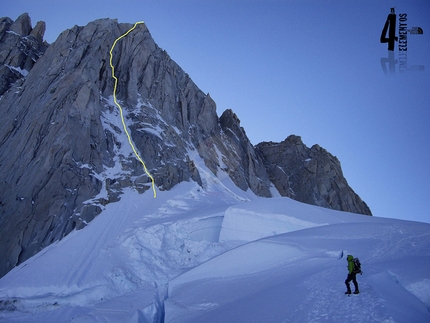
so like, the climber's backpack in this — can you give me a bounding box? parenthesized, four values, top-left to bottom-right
(352, 257, 362, 274)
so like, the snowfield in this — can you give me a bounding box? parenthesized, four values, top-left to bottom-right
(0, 167, 429, 322)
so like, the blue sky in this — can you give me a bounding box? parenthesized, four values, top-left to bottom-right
(4, 0, 430, 223)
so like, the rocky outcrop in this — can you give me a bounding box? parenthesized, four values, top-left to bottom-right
(219, 109, 272, 197)
(256, 135, 372, 215)
(0, 13, 48, 95)
(0, 14, 371, 278)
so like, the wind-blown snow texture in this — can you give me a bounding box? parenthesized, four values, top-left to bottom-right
(0, 159, 429, 323)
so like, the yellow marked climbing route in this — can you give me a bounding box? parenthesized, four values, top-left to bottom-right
(109, 21, 157, 198)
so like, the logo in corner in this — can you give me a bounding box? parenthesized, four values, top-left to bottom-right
(380, 7, 424, 75)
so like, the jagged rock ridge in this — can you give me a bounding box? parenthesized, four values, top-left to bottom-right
(0, 14, 371, 278)
(256, 136, 372, 215)
(0, 13, 48, 95)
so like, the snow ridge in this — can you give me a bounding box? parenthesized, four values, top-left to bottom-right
(0, 170, 429, 322)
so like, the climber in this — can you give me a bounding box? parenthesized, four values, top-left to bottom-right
(345, 254, 360, 294)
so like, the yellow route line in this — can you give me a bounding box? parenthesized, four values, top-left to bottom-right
(109, 21, 157, 198)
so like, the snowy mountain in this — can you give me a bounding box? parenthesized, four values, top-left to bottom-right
(0, 167, 429, 322)
(0, 13, 371, 280)
(3, 13, 426, 323)
(1, 13, 427, 323)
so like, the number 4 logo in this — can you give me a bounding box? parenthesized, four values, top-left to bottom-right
(380, 7, 398, 51)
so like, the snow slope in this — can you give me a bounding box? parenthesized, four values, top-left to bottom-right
(167, 213, 430, 322)
(1, 167, 429, 322)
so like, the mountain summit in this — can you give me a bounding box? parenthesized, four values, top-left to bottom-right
(0, 14, 370, 278)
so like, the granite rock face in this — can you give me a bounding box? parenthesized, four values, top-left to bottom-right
(219, 109, 272, 197)
(256, 135, 372, 215)
(0, 14, 371, 278)
(0, 13, 48, 95)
